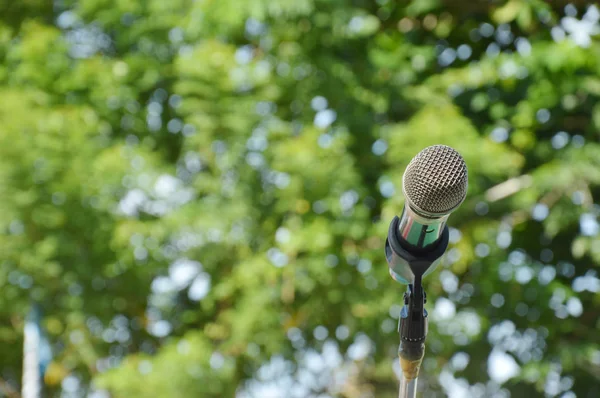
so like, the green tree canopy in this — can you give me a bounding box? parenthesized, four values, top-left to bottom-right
(0, 0, 599, 397)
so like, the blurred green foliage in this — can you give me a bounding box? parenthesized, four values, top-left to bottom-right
(0, 0, 599, 397)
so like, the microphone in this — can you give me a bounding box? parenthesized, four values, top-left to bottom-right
(384, 145, 468, 397)
(385, 145, 468, 284)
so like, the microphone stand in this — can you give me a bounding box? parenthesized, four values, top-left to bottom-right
(397, 279, 427, 398)
(385, 216, 449, 398)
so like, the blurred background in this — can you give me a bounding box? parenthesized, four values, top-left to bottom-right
(0, 0, 599, 397)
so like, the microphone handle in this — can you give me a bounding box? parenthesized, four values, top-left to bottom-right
(398, 204, 448, 249)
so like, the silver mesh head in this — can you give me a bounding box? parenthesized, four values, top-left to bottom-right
(402, 145, 468, 216)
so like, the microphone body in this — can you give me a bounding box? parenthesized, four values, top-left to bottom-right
(397, 205, 448, 249)
(385, 145, 468, 284)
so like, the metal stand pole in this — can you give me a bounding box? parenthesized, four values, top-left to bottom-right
(399, 375, 418, 398)
(397, 281, 427, 398)
(23, 305, 43, 398)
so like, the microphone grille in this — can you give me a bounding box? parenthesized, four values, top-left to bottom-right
(402, 145, 468, 216)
